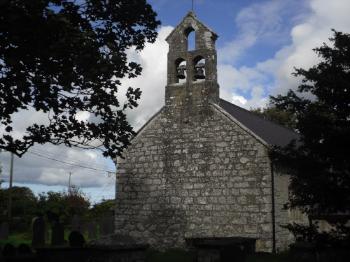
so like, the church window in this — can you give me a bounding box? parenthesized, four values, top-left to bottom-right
(175, 58, 187, 83)
(193, 56, 206, 81)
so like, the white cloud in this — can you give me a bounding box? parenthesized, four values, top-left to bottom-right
(218, 64, 269, 109)
(121, 26, 173, 130)
(2, 0, 350, 198)
(267, 0, 350, 95)
(218, 0, 304, 64)
(75, 111, 90, 122)
(218, 0, 350, 108)
(0, 145, 114, 188)
(0, 26, 173, 191)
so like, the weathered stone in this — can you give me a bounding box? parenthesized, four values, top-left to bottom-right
(113, 11, 292, 253)
(86, 221, 97, 240)
(0, 222, 9, 240)
(100, 215, 114, 236)
(71, 215, 81, 233)
(51, 221, 64, 246)
(32, 216, 46, 247)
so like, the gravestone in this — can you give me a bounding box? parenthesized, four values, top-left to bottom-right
(32, 216, 46, 247)
(85, 221, 97, 240)
(186, 237, 255, 262)
(68, 231, 85, 247)
(2, 243, 16, 257)
(17, 244, 32, 255)
(71, 215, 81, 233)
(51, 221, 64, 246)
(0, 222, 9, 240)
(99, 215, 114, 236)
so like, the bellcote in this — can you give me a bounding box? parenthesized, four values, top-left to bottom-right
(165, 12, 220, 107)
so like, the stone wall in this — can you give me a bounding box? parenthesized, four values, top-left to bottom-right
(274, 171, 293, 251)
(115, 102, 277, 252)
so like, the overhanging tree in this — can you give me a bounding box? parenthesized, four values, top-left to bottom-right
(270, 30, 350, 242)
(0, 0, 160, 158)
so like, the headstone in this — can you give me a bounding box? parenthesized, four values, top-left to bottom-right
(2, 243, 16, 257)
(85, 221, 97, 240)
(99, 215, 114, 236)
(71, 215, 81, 232)
(51, 221, 65, 246)
(68, 231, 85, 247)
(0, 222, 9, 240)
(17, 244, 32, 255)
(32, 216, 46, 247)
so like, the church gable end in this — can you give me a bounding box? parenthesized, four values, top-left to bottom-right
(114, 12, 294, 253)
(115, 104, 274, 251)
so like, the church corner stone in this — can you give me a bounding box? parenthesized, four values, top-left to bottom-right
(114, 12, 292, 253)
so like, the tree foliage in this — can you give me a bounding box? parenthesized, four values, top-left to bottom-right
(0, 185, 114, 231)
(37, 187, 90, 224)
(0, 186, 38, 230)
(88, 198, 114, 219)
(270, 30, 350, 241)
(0, 0, 160, 158)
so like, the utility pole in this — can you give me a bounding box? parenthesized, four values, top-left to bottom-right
(0, 150, 3, 189)
(7, 152, 14, 221)
(68, 172, 72, 195)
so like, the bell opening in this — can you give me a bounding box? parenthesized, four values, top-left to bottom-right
(175, 59, 187, 84)
(194, 57, 206, 81)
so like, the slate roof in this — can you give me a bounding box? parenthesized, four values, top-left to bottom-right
(219, 99, 300, 147)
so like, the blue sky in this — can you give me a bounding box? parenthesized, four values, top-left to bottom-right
(1, 0, 350, 204)
(149, 0, 307, 65)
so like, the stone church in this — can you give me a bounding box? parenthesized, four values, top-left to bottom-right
(114, 12, 299, 253)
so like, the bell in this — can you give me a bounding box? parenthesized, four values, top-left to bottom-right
(177, 65, 186, 79)
(194, 63, 205, 79)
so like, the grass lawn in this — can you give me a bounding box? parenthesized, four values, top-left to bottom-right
(0, 228, 99, 248)
(0, 231, 32, 247)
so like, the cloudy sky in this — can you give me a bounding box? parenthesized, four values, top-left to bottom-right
(1, 0, 350, 203)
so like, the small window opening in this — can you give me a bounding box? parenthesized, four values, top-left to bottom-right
(185, 27, 196, 51)
(194, 57, 206, 81)
(175, 58, 187, 84)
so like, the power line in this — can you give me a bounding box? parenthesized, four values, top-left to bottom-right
(30, 148, 111, 170)
(28, 150, 115, 173)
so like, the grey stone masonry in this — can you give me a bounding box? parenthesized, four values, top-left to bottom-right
(114, 12, 292, 253)
(165, 12, 219, 108)
(115, 104, 274, 252)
